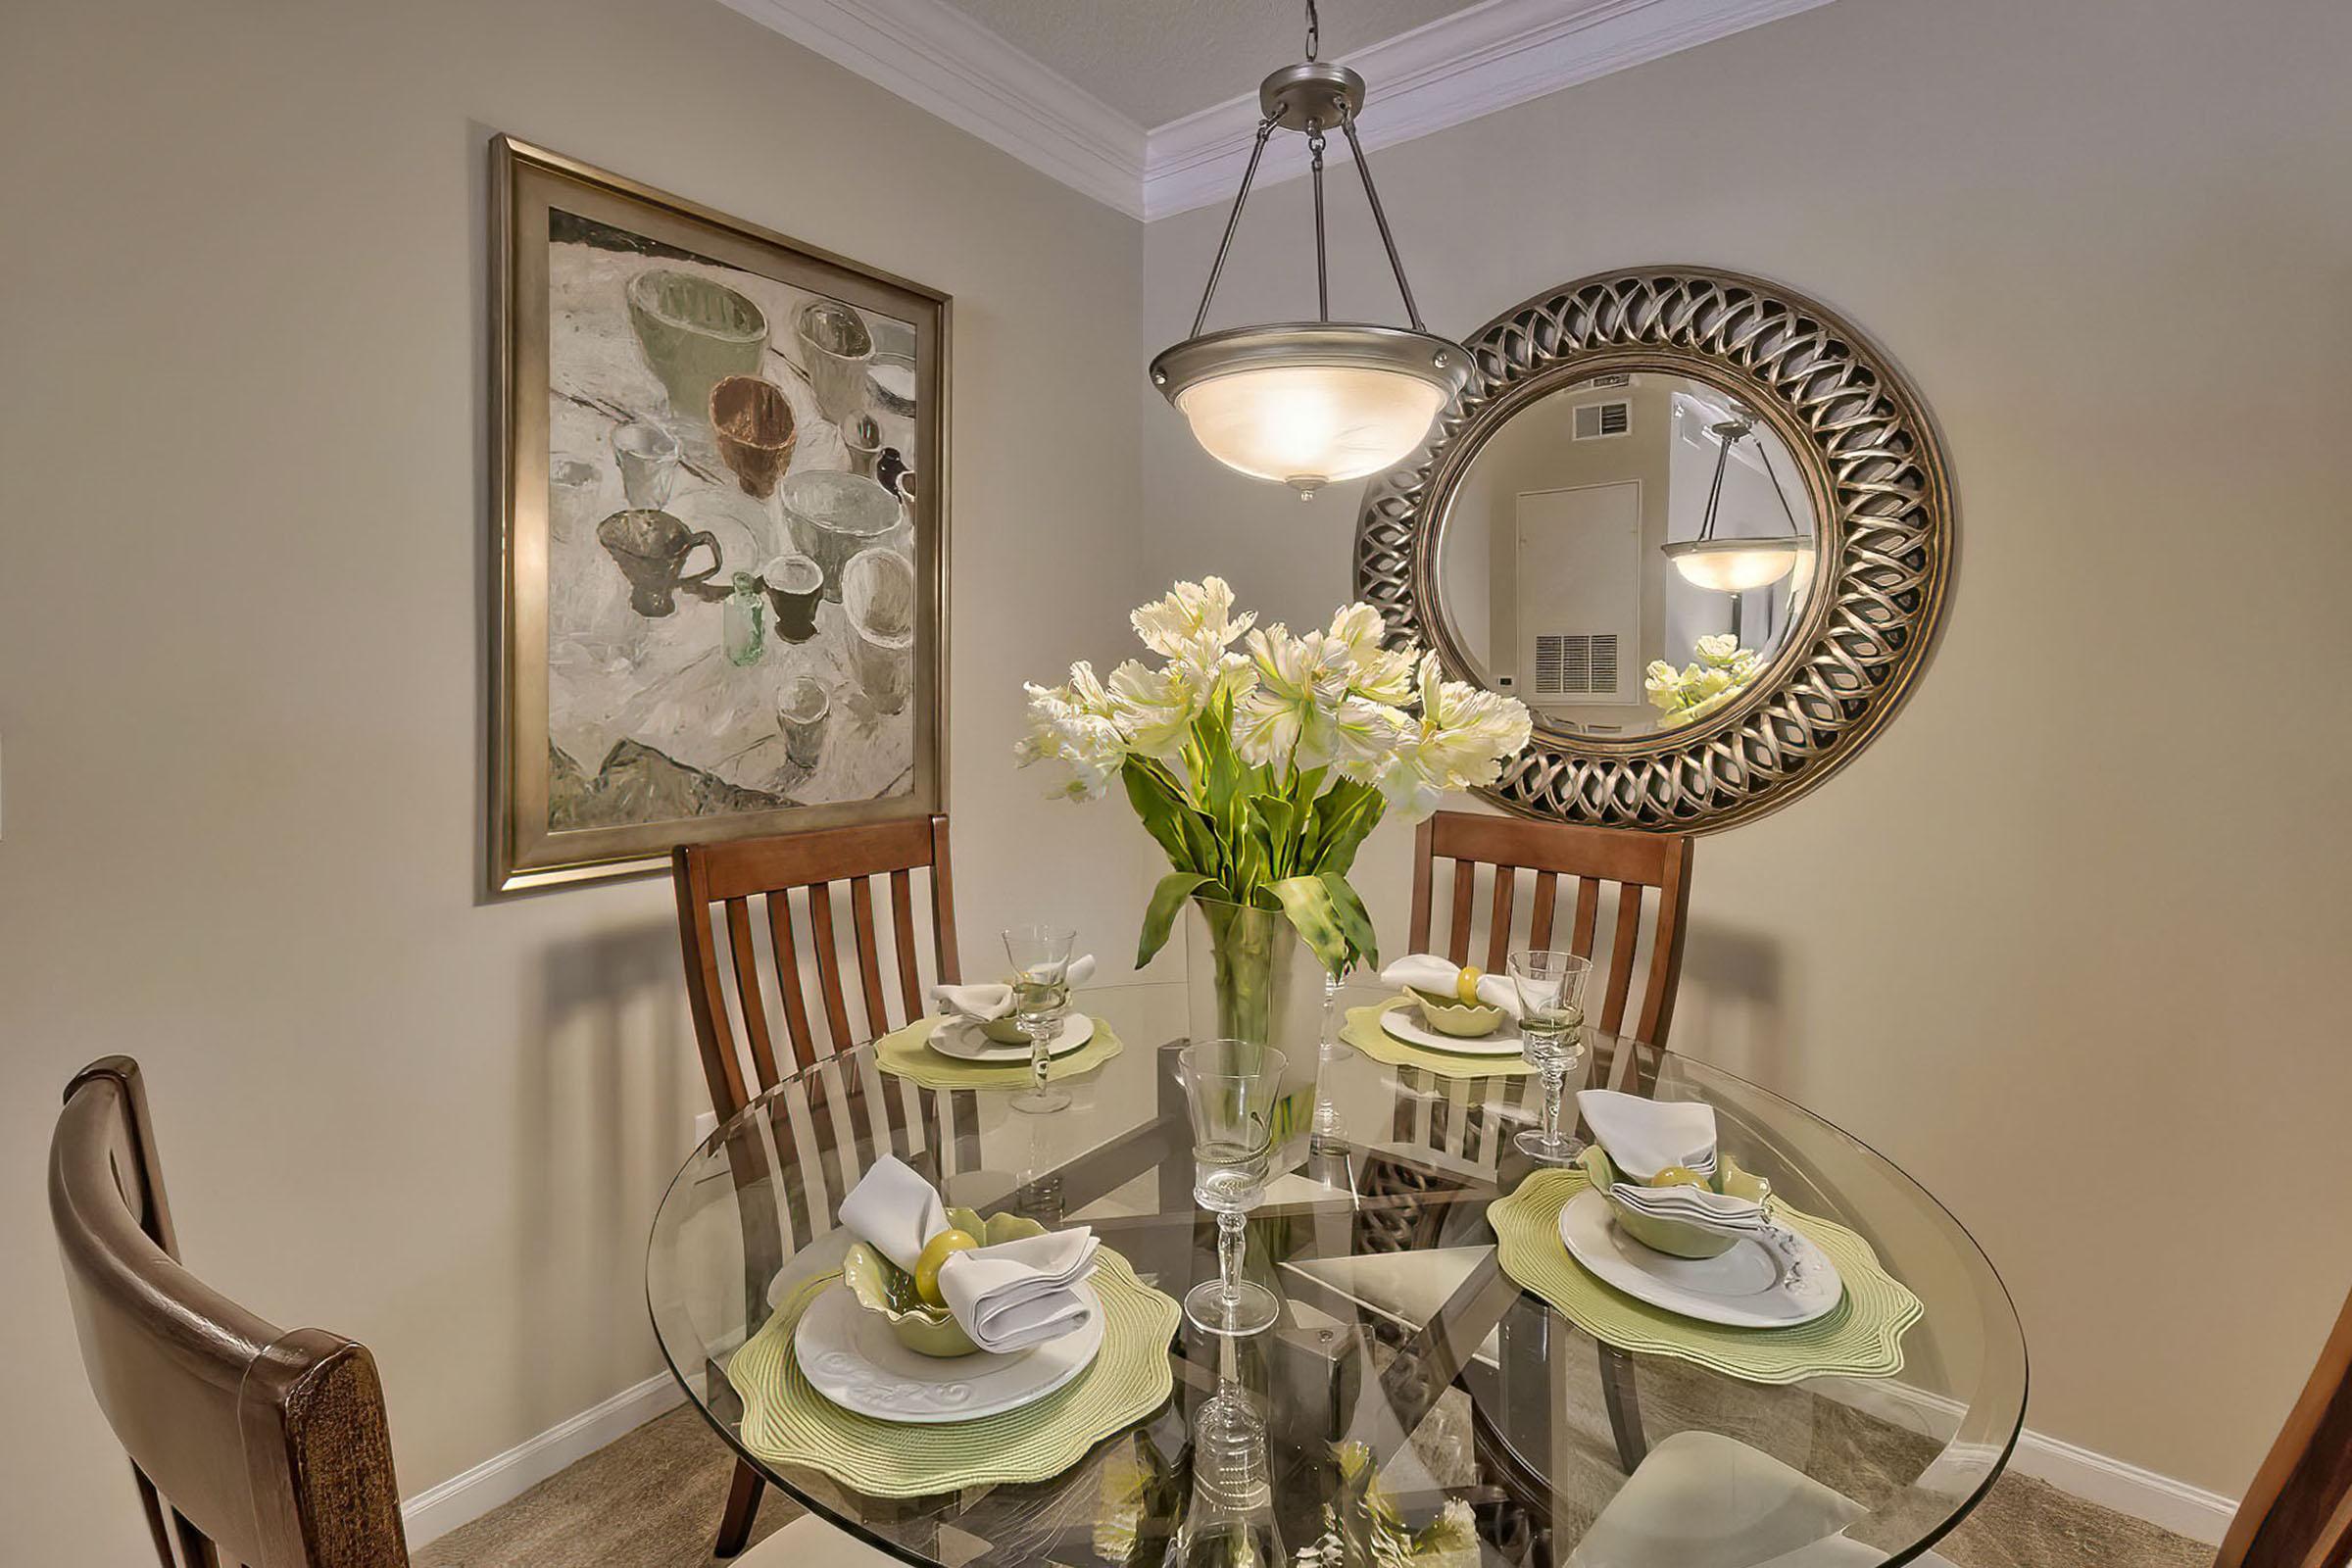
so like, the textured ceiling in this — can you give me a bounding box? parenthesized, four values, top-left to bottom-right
(933, 0, 1494, 127)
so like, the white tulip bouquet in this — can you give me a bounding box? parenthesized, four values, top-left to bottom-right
(1644, 634, 1761, 729)
(1017, 577, 1534, 976)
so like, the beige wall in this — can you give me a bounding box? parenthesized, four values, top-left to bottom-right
(1141, 0, 2352, 1496)
(8, 0, 2352, 1552)
(0, 0, 1150, 1555)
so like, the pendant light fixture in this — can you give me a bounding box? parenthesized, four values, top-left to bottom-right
(1661, 415, 1804, 595)
(1151, 0, 1468, 500)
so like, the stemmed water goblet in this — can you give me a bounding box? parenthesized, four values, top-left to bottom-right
(1002, 924, 1076, 1114)
(1509, 950, 1593, 1164)
(1179, 1038, 1287, 1337)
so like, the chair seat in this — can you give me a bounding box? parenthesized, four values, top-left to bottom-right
(736, 1511, 907, 1565)
(1569, 1430, 1954, 1568)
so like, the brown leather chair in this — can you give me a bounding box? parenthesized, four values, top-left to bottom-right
(50, 1056, 409, 1568)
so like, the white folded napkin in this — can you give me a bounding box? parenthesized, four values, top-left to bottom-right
(1606, 1181, 1767, 1233)
(929, 954, 1098, 1023)
(1577, 1090, 1717, 1181)
(836, 1155, 1100, 1354)
(1380, 955, 1521, 1018)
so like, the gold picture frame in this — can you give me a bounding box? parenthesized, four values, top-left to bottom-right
(491, 135, 950, 893)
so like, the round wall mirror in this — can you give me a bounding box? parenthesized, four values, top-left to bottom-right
(1358, 269, 1953, 831)
(1434, 368, 1821, 741)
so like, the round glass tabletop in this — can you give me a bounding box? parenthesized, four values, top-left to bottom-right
(647, 981, 2024, 1567)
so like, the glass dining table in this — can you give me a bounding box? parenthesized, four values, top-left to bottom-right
(647, 981, 2025, 1568)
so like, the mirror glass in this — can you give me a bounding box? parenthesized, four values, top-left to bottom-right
(1435, 371, 1824, 739)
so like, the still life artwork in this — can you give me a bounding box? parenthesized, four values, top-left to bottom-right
(493, 137, 946, 890)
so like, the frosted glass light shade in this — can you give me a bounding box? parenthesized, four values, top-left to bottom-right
(1152, 323, 1467, 499)
(1174, 365, 1448, 496)
(1662, 538, 1801, 593)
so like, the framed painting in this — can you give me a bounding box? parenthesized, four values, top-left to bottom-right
(491, 136, 949, 892)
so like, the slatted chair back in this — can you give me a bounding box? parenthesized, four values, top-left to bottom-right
(50, 1057, 409, 1568)
(1408, 811, 1694, 1049)
(2218, 1280, 2352, 1568)
(672, 815, 961, 1123)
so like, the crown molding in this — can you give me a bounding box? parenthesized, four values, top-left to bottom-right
(720, 0, 1838, 224)
(716, 0, 1151, 218)
(1143, 0, 1838, 219)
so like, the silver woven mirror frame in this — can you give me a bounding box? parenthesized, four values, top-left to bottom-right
(1356, 267, 1954, 832)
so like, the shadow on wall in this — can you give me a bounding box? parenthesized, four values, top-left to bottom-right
(514, 917, 695, 1422)
(1675, 917, 1789, 1082)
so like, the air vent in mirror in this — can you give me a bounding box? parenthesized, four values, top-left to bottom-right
(1534, 632, 1620, 696)
(1573, 399, 1632, 439)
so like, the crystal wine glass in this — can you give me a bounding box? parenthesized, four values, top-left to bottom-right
(1179, 1038, 1287, 1337)
(1002, 924, 1076, 1114)
(1509, 950, 1592, 1164)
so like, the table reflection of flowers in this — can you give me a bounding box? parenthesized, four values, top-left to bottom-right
(1644, 634, 1761, 729)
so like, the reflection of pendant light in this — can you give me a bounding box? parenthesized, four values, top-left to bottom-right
(1150, 0, 1467, 500)
(1661, 416, 1803, 591)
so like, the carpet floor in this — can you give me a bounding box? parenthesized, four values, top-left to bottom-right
(412, 1403, 2215, 1568)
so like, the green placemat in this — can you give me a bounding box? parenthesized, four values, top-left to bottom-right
(728, 1248, 1180, 1496)
(1341, 997, 1532, 1081)
(1491, 1168, 1922, 1384)
(876, 1014, 1126, 1091)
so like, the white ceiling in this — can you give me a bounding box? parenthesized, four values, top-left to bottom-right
(721, 0, 1838, 218)
(932, 0, 1494, 127)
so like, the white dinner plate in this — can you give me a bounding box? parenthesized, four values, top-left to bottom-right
(792, 1280, 1104, 1422)
(927, 1012, 1097, 1062)
(1378, 1001, 1525, 1057)
(1558, 1188, 1842, 1328)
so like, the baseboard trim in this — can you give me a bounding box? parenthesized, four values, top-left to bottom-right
(1820, 1375, 2236, 1544)
(397, 1364, 2238, 1550)
(2008, 1422, 2238, 1545)
(399, 1372, 686, 1546)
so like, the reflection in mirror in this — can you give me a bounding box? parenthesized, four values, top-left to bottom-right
(1437, 373, 1821, 739)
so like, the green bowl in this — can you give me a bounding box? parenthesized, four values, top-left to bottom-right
(1578, 1147, 1770, 1261)
(1409, 986, 1507, 1038)
(841, 1206, 1046, 1357)
(624, 269, 769, 423)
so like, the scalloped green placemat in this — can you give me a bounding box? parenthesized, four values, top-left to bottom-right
(875, 1014, 1126, 1091)
(1491, 1168, 1923, 1384)
(727, 1248, 1180, 1496)
(1341, 998, 1532, 1081)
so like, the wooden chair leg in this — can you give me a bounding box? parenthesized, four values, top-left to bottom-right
(715, 1456, 763, 1557)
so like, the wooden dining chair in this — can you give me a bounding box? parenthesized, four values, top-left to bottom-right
(673, 814, 962, 1122)
(51, 1055, 412, 1568)
(672, 813, 961, 1557)
(2217, 1279, 2352, 1568)
(1409, 810, 1693, 1050)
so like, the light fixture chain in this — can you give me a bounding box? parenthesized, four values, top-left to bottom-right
(1337, 111, 1426, 331)
(1304, 0, 1319, 61)
(1190, 118, 1280, 338)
